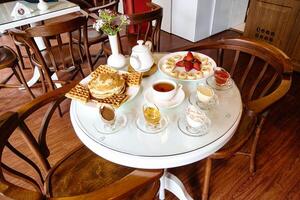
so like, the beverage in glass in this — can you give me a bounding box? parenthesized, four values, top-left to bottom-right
(143, 104, 161, 126)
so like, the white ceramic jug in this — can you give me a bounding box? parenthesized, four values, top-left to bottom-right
(130, 40, 154, 72)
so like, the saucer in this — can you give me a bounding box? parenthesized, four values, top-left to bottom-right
(188, 93, 219, 110)
(93, 113, 127, 134)
(206, 75, 233, 90)
(136, 114, 168, 134)
(144, 88, 185, 109)
(177, 116, 210, 137)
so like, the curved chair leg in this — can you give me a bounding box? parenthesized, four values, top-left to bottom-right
(202, 158, 212, 200)
(15, 45, 27, 70)
(14, 63, 35, 99)
(249, 116, 266, 173)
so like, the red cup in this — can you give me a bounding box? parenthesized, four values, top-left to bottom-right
(214, 69, 230, 86)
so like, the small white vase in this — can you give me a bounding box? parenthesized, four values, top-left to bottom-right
(107, 35, 126, 69)
(37, 0, 48, 11)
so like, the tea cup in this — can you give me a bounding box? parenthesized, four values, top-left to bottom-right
(151, 79, 182, 101)
(214, 68, 230, 86)
(197, 84, 215, 104)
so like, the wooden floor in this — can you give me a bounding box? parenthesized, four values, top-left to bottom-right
(0, 30, 299, 200)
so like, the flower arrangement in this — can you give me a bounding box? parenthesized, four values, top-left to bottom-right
(93, 9, 130, 36)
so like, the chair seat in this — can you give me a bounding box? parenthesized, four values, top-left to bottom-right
(72, 27, 108, 45)
(47, 146, 134, 198)
(0, 46, 18, 69)
(32, 44, 83, 70)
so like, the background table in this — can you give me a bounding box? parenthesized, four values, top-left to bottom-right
(70, 53, 243, 200)
(0, 0, 80, 32)
(0, 0, 81, 88)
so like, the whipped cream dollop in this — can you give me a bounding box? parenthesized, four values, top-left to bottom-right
(186, 105, 211, 128)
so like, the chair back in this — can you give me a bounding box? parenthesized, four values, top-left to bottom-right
(9, 16, 89, 91)
(173, 38, 293, 114)
(89, 0, 119, 11)
(121, 2, 162, 53)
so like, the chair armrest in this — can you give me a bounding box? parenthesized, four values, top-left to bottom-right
(17, 81, 79, 120)
(49, 169, 163, 200)
(0, 182, 42, 200)
(248, 78, 291, 114)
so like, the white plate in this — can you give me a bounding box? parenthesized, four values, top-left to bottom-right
(80, 72, 141, 108)
(158, 51, 217, 82)
(144, 87, 185, 109)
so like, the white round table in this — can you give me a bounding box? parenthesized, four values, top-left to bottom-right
(70, 53, 243, 200)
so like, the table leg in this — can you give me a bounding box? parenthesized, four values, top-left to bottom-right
(159, 169, 193, 200)
(159, 169, 166, 200)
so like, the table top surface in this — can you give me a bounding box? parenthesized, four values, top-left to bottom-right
(0, 0, 79, 31)
(70, 53, 243, 169)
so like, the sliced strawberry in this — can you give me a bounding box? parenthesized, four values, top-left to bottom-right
(193, 61, 201, 71)
(176, 60, 185, 67)
(193, 58, 202, 64)
(184, 61, 193, 71)
(184, 51, 194, 62)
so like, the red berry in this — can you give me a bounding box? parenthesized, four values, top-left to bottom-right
(193, 62, 201, 71)
(176, 60, 185, 67)
(193, 58, 201, 64)
(184, 51, 194, 62)
(184, 61, 193, 71)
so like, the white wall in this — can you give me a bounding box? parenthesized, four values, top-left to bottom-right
(171, 0, 199, 41)
(195, 0, 215, 41)
(228, 0, 249, 28)
(152, 0, 172, 33)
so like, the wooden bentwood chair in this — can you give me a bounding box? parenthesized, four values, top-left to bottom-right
(0, 46, 35, 99)
(9, 16, 90, 94)
(72, 0, 120, 70)
(0, 82, 163, 200)
(174, 38, 293, 200)
(103, 2, 163, 56)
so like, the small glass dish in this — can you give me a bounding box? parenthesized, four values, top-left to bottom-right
(136, 113, 168, 134)
(188, 93, 219, 111)
(178, 105, 211, 137)
(93, 105, 127, 134)
(206, 75, 233, 90)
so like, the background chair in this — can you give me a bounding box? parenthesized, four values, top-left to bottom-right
(0, 82, 163, 200)
(173, 38, 293, 200)
(0, 46, 35, 99)
(102, 2, 162, 56)
(72, 0, 120, 70)
(9, 16, 90, 94)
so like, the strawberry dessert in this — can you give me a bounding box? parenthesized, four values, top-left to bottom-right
(175, 51, 202, 72)
(161, 51, 215, 80)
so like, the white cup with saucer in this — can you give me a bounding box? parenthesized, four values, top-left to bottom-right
(151, 79, 182, 101)
(197, 84, 215, 103)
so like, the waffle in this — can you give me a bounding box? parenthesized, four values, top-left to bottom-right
(121, 72, 142, 86)
(91, 93, 129, 108)
(65, 84, 90, 104)
(91, 65, 117, 79)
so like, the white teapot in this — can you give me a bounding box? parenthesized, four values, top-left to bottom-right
(130, 40, 154, 72)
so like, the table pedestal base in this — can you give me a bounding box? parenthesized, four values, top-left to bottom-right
(159, 169, 193, 200)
